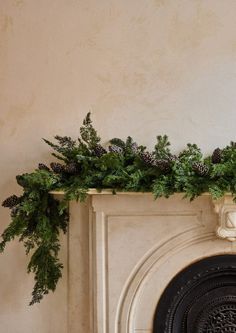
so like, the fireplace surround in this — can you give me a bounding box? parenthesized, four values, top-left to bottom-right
(60, 191, 236, 333)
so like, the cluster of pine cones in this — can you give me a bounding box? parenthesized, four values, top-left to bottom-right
(38, 142, 131, 176)
(38, 162, 80, 175)
(192, 148, 222, 176)
(14, 145, 225, 179)
(92, 143, 177, 174)
(139, 147, 223, 176)
(93, 142, 140, 157)
(139, 151, 176, 173)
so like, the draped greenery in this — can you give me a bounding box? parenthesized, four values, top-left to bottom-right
(2, 113, 236, 305)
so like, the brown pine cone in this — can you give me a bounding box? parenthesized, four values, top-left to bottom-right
(64, 162, 80, 175)
(211, 148, 221, 164)
(93, 144, 107, 157)
(38, 163, 50, 171)
(50, 162, 65, 174)
(155, 159, 171, 173)
(140, 151, 155, 166)
(2, 195, 20, 208)
(192, 162, 209, 176)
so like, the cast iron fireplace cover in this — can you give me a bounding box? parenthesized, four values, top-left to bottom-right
(153, 255, 236, 332)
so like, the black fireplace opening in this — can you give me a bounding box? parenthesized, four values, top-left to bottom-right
(153, 255, 236, 332)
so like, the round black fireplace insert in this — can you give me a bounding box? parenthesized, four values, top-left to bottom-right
(153, 255, 236, 332)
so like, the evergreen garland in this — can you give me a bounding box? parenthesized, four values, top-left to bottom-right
(1, 113, 236, 305)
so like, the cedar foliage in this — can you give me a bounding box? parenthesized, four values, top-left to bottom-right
(2, 112, 236, 304)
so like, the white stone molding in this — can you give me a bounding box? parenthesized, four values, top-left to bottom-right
(213, 195, 236, 241)
(53, 192, 236, 332)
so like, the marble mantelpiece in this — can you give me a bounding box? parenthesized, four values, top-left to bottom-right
(54, 191, 236, 333)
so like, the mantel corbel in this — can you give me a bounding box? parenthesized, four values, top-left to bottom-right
(213, 195, 236, 242)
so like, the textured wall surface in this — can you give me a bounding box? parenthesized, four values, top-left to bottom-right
(0, 0, 236, 332)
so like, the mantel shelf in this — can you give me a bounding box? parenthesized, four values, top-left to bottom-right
(50, 189, 233, 196)
(51, 190, 236, 242)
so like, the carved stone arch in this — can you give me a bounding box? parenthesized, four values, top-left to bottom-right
(115, 231, 233, 333)
(154, 255, 236, 332)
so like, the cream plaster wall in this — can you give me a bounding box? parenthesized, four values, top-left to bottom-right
(0, 1, 236, 332)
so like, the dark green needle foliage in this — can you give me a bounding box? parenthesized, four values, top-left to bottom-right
(2, 112, 236, 305)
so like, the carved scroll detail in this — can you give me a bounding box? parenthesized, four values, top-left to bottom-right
(213, 196, 236, 242)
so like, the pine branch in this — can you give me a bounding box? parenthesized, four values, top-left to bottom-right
(155, 135, 171, 159)
(80, 112, 101, 148)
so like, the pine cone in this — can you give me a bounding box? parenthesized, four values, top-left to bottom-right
(155, 159, 171, 173)
(140, 151, 155, 166)
(192, 162, 209, 176)
(2, 195, 20, 208)
(109, 145, 123, 154)
(211, 148, 221, 164)
(16, 175, 26, 187)
(64, 162, 80, 175)
(93, 144, 107, 157)
(38, 163, 50, 171)
(167, 154, 178, 163)
(50, 162, 65, 174)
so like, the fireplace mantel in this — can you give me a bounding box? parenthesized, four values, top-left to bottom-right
(55, 191, 236, 333)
